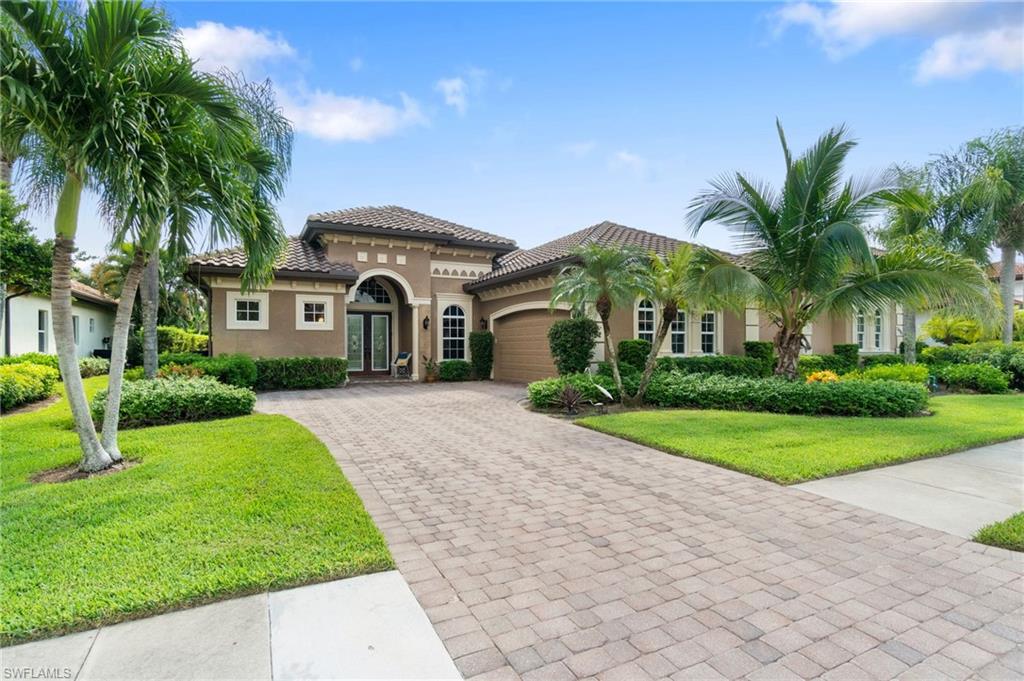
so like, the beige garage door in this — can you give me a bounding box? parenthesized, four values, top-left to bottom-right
(493, 308, 569, 383)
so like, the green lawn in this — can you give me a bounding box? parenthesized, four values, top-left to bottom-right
(579, 394, 1024, 484)
(974, 512, 1024, 552)
(1, 377, 393, 644)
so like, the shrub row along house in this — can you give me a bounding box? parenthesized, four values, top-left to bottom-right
(188, 205, 901, 382)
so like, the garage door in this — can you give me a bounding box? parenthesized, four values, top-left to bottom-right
(493, 308, 569, 383)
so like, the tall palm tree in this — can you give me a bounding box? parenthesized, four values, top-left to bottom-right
(0, 0, 248, 471)
(963, 129, 1024, 345)
(687, 122, 994, 378)
(550, 244, 649, 399)
(632, 245, 706, 404)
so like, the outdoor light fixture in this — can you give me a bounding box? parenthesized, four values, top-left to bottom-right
(422, 316, 430, 330)
(479, 317, 488, 330)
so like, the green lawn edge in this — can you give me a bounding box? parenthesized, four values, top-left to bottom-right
(576, 394, 1024, 485)
(973, 512, 1024, 552)
(1, 377, 394, 645)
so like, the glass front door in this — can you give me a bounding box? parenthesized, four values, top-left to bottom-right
(371, 314, 390, 371)
(346, 314, 364, 372)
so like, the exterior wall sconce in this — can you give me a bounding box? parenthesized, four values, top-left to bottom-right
(422, 316, 430, 330)
(479, 317, 488, 330)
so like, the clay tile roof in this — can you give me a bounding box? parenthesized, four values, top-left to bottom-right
(189, 237, 358, 281)
(70, 280, 118, 308)
(987, 261, 1024, 280)
(303, 205, 517, 250)
(466, 221, 730, 290)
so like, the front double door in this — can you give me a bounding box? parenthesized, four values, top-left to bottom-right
(347, 312, 390, 374)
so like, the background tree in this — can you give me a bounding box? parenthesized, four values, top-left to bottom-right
(0, 184, 51, 341)
(687, 122, 994, 378)
(963, 128, 1024, 345)
(550, 244, 648, 399)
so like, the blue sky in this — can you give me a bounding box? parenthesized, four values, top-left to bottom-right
(26, 1, 1024, 259)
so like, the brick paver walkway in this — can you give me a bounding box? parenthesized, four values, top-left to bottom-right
(259, 383, 1023, 680)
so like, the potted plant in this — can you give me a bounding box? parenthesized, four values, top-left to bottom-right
(422, 356, 439, 383)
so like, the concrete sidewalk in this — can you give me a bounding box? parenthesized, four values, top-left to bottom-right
(1, 571, 461, 681)
(796, 439, 1024, 538)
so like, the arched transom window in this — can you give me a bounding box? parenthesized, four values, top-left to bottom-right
(354, 277, 391, 304)
(442, 305, 466, 360)
(637, 300, 655, 344)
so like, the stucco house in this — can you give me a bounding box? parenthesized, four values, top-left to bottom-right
(2, 281, 117, 358)
(188, 206, 899, 382)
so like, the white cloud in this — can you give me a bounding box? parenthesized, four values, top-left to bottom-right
(916, 26, 1023, 82)
(349, 57, 363, 72)
(608, 150, 647, 176)
(179, 21, 295, 73)
(435, 77, 469, 114)
(277, 89, 427, 142)
(564, 141, 597, 158)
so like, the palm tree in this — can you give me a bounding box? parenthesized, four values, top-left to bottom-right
(687, 122, 994, 379)
(632, 245, 706, 404)
(550, 244, 649, 399)
(963, 129, 1024, 345)
(0, 0, 252, 471)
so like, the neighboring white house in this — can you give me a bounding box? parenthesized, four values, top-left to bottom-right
(3, 281, 117, 358)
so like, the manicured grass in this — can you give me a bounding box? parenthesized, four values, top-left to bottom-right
(974, 512, 1024, 552)
(579, 394, 1024, 484)
(1, 377, 393, 644)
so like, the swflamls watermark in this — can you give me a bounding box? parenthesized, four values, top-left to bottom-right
(2, 668, 73, 680)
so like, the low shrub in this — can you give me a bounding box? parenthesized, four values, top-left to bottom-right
(254, 357, 348, 390)
(657, 355, 770, 378)
(898, 340, 926, 357)
(157, 363, 206, 379)
(644, 372, 928, 417)
(617, 339, 651, 372)
(920, 341, 1024, 389)
(743, 341, 775, 373)
(0, 352, 61, 372)
(156, 326, 209, 354)
(844, 364, 929, 384)
(806, 370, 839, 383)
(0, 364, 59, 411)
(123, 367, 145, 381)
(933, 363, 1009, 394)
(78, 356, 110, 377)
(832, 344, 860, 370)
(861, 354, 903, 368)
(797, 354, 851, 377)
(91, 377, 255, 428)
(157, 352, 257, 388)
(548, 318, 599, 375)
(469, 331, 494, 379)
(438, 359, 472, 381)
(527, 373, 618, 408)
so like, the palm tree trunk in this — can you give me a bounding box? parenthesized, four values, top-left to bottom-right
(0, 282, 6, 353)
(999, 245, 1016, 345)
(141, 252, 159, 378)
(631, 303, 675, 405)
(774, 326, 803, 380)
(52, 175, 113, 472)
(902, 306, 917, 364)
(0, 154, 13, 186)
(598, 311, 625, 402)
(100, 248, 146, 460)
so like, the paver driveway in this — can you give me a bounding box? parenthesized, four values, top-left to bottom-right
(259, 383, 1023, 680)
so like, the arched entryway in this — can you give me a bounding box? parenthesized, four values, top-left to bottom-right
(345, 270, 426, 378)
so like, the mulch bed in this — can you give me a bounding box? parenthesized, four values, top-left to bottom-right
(32, 460, 139, 484)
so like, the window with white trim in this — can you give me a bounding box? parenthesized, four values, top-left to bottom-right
(72, 315, 80, 345)
(235, 299, 261, 323)
(226, 291, 269, 330)
(637, 300, 655, 344)
(700, 312, 716, 354)
(37, 310, 48, 353)
(873, 308, 883, 350)
(354, 278, 391, 304)
(442, 305, 466, 360)
(295, 294, 334, 331)
(89, 317, 96, 333)
(670, 310, 687, 354)
(855, 310, 866, 349)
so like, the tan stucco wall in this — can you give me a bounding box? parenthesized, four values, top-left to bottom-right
(210, 285, 346, 357)
(721, 311, 744, 355)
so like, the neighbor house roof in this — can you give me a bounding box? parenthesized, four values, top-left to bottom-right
(189, 237, 359, 282)
(301, 205, 517, 252)
(70, 280, 118, 309)
(987, 261, 1024, 281)
(465, 221, 727, 291)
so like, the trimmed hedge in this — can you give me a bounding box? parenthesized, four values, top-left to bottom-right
(933, 363, 1009, 394)
(618, 339, 652, 372)
(797, 354, 853, 377)
(548, 318, 599, 375)
(861, 354, 903, 368)
(527, 373, 619, 408)
(78, 356, 110, 377)
(655, 354, 770, 378)
(156, 326, 208, 354)
(743, 341, 775, 374)
(254, 357, 348, 391)
(91, 377, 255, 428)
(843, 364, 929, 384)
(158, 352, 257, 388)
(439, 359, 472, 381)
(644, 372, 928, 417)
(469, 331, 494, 379)
(0, 364, 59, 411)
(832, 344, 860, 369)
(0, 352, 60, 372)
(921, 341, 1024, 390)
